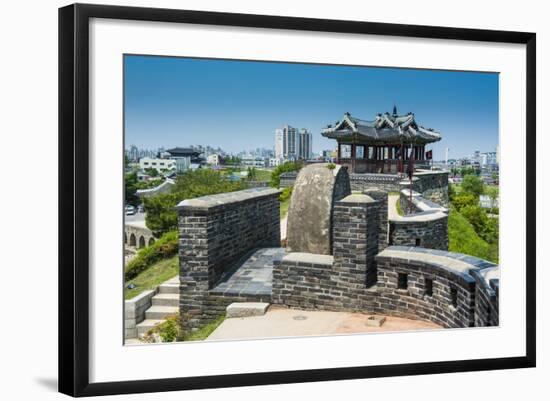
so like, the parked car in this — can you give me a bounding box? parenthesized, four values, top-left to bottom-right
(125, 205, 136, 215)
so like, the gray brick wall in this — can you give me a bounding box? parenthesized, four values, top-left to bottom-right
(177, 188, 281, 333)
(389, 216, 448, 250)
(374, 256, 475, 328)
(408, 171, 450, 206)
(350, 173, 401, 192)
(333, 194, 379, 288)
(273, 246, 499, 329)
(471, 267, 499, 327)
(363, 189, 389, 251)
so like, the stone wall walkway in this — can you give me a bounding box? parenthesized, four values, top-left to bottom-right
(210, 247, 286, 297)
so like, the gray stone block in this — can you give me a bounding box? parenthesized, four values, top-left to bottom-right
(226, 302, 270, 318)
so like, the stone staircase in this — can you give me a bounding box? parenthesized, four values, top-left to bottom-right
(136, 277, 179, 337)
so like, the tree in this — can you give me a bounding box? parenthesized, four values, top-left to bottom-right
(144, 169, 246, 236)
(247, 167, 258, 181)
(461, 174, 485, 197)
(270, 161, 304, 188)
(485, 186, 499, 209)
(143, 193, 179, 236)
(144, 167, 159, 177)
(124, 172, 141, 206)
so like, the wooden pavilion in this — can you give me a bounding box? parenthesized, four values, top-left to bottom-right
(321, 106, 441, 174)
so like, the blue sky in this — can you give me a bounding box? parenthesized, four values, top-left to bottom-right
(124, 55, 499, 159)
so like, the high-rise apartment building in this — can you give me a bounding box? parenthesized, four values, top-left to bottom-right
(275, 125, 312, 161)
(298, 128, 312, 160)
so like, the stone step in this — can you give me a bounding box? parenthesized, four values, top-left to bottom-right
(158, 283, 179, 294)
(152, 293, 179, 307)
(136, 319, 164, 337)
(226, 302, 270, 318)
(145, 305, 178, 320)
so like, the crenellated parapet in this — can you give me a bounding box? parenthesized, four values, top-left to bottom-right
(375, 247, 499, 328)
(388, 189, 448, 250)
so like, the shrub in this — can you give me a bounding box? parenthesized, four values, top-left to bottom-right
(279, 186, 293, 202)
(125, 231, 178, 281)
(448, 208, 498, 263)
(451, 193, 478, 212)
(460, 205, 488, 235)
(143, 314, 181, 343)
(326, 163, 336, 170)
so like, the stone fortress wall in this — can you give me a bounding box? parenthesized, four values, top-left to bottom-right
(280, 168, 449, 206)
(124, 224, 156, 249)
(403, 170, 450, 206)
(177, 188, 280, 332)
(177, 164, 498, 333)
(389, 189, 449, 250)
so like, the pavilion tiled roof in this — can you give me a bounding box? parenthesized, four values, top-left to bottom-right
(166, 147, 201, 156)
(321, 108, 441, 145)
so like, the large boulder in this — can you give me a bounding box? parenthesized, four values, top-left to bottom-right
(286, 164, 351, 255)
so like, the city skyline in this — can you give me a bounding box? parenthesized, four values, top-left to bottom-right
(125, 55, 499, 160)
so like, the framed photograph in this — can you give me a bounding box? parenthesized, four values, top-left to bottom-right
(59, 3, 536, 397)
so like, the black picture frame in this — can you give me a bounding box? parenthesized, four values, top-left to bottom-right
(58, 3, 536, 397)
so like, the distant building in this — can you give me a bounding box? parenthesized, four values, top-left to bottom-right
(298, 129, 313, 160)
(128, 145, 139, 162)
(165, 147, 203, 173)
(242, 156, 267, 168)
(275, 125, 313, 161)
(269, 158, 283, 167)
(275, 125, 297, 160)
(207, 154, 220, 166)
(481, 151, 498, 167)
(321, 149, 336, 162)
(139, 157, 176, 173)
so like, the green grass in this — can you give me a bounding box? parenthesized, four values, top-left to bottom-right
(448, 209, 498, 263)
(280, 198, 291, 219)
(395, 198, 404, 216)
(124, 255, 179, 300)
(184, 314, 226, 341)
(253, 169, 273, 181)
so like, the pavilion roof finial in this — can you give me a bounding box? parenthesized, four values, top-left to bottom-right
(392, 104, 398, 116)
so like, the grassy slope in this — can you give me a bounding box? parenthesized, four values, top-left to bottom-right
(124, 255, 178, 300)
(254, 169, 273, 181)
(184, 314, 226, 341)
(448, 209, 498, 263)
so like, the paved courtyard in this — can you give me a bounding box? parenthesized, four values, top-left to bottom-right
(207, 306, 442, 341)
(210, 248, 286, 297)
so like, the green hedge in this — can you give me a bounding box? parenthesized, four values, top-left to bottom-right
(125, 231, 178, 281)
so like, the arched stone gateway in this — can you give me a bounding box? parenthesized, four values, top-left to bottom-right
(286, 163, 351, 255)
(124, 223, 156, 249)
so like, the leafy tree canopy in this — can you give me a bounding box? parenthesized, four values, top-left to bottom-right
(144, 169, 246, 236)
(461, 174, 485, 197)
(270, 161, 304, 188)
